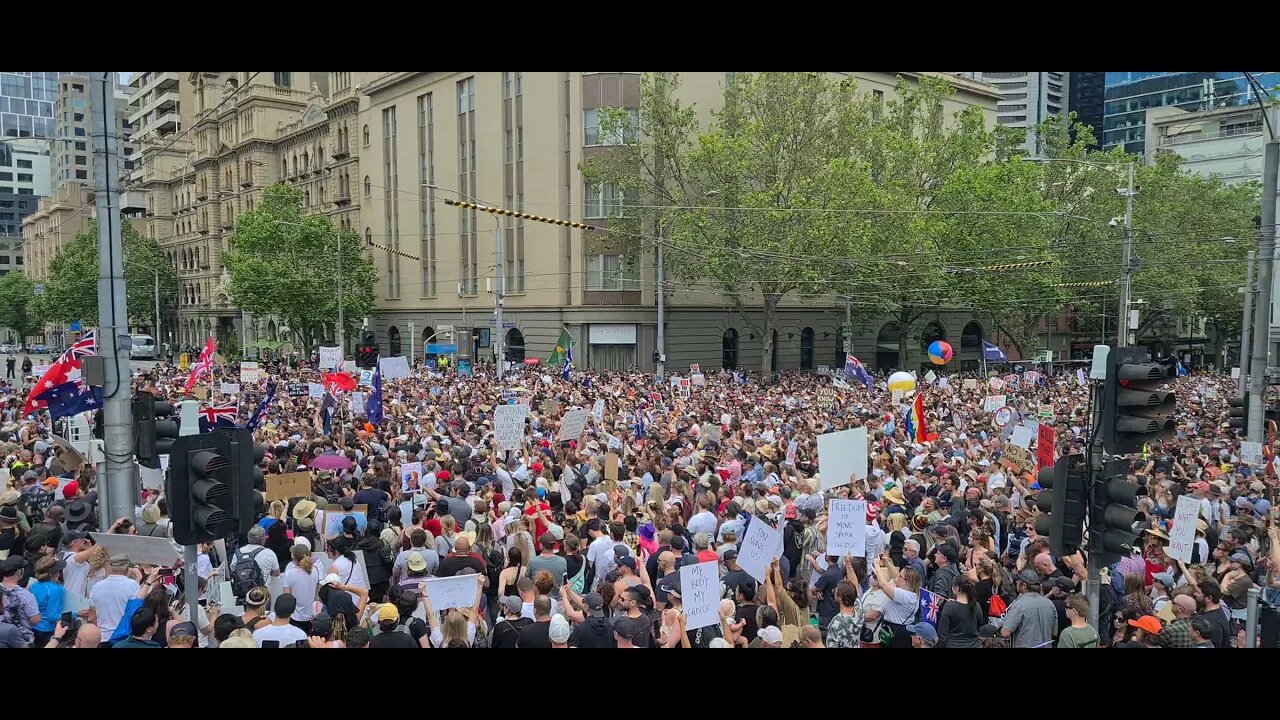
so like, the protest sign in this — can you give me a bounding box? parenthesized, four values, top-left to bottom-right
(266, 471, 313, 502)
(191, 386, 208, 400)
(963, 379, 978, 390)
(689, 363, 700, 374)
(604, 452, 620, 482)
(422, 575, 482, 611)
(349, 391, 364, 414)
(220, 382, 241, 395)
(1038, 404, 1054, 420)
(494, 404, 528, 451)
(700, 424, 722, 445)
(239, 362, 260, 383)
(285, 382, 308, 397)
(541, 399, 560, 417)
(89, 533, 181, 567)
(1076, 368, 1087, 386)
(342, 360, 357, 374)
(318, 346, 341, 370)
(817, 365, 830, 376)
(816, 426, 868, 490)
(307, 382, 324, 398)
(1009, 424, 1035, 451)
(592, 398, 606, 423)
(827, 499, 867, 558)
(691, 373, 706, 386)
(1001, 445, 1035, 475)
(1036, 423, 1056, 470)
(400, 462, 424, 493)
(989, 377, 1004, 391)
(786, 440, 798, 466)
(680, 560, 721, 630)
(983, 395, 1006, 413)
(1241, 441, 1263, 466)
(139, 464, 164, 490)
(739, 518, 783, 583)
(678, 378, 691, 397)
(560, 409, 590, 441)
(1166, 495, 1201, 563)
(358, 369, 374, 387)
(891, 389, 904, 403)
(378, 356, 411, 380)
(924, 370, 937, 384)
(818, 387, 837, 409)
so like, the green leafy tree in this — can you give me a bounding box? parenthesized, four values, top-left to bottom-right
(0, 271, 41, 340)
(33, 218, 178, 327)
(223, 184, 376, 350)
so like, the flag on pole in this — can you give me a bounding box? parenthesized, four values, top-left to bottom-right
(366, 366, 384, 424)
(561, 342, 573, 382)
(982, 340, 1009, 363)
(35, 381, 103, 421)
(185, 336, 217, 392)
(918, 588, 942, 627)
(905, 392, 927, 443)
(198, 402, 238, 433)
(23, 330, 96, 417)
(244, 382, 276, 431)
(547, 328, 573, 367)
(844, 353, 874, 389)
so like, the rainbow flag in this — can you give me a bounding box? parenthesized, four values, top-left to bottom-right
(905, 392, 927, 443)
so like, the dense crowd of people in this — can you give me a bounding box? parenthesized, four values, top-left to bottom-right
(1, 347, 1277, 649)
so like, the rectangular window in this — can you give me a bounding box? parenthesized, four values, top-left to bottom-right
(382, 105, 400, 300)
(584, 108, 639, 146)
(16, 159, 30, 169)
(74, 126, 85, 137)
(0, 172, 10, 181)
(505, 129, 513, 163)
(273, 72, 291, 88)
(514, 72, 523, 96)
(586, 254, 640, 291)
(457, 77, 474, 114)
(584, 182, 636, 218)
(75, 170, 87, 180)
(503, 72, 512, 100)
(872, 90, 885, 119)
(16, 173, 31, 182)
(418, 92, 436, 297)
(75, 155, 86, 165)
(73, 112, 84, 122)
(74, 141, 85, 151)
(17, 188, 31, 195)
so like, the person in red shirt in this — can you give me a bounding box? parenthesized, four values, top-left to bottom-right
(525, 487, 554, 541)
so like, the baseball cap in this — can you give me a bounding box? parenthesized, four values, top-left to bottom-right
(1229, 551, 1253, 568)
(548, 614, 572, 643)
(1127, 615, 1163, 635)
(377, 603, 400, 622)
(582, 592, 605, 613)
(758, 625, 784, 647)
(616, 555, 637, 572)
(501, 596, 523, 615)
(62, 480, 80, 498)
(1152, 572, 1176, 590)
(722, 548, 739, 562)
(1016, 569, 1042, 586)
(906, 621, 938, 646)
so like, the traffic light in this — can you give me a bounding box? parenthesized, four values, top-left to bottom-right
(1101, 347, 1176, 456)
(167, 433, 234, 545)
(215, 428, 265, 534)
(1034, 455, 1088, 557)
(1091, 459, 1141, 566)
(133, 396, 178, 469)
(1229, 395, 1248, 430)
(357, 329, 379, 369)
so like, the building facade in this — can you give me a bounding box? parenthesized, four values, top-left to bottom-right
(1067, 71, 1105, 147)
(51, 74, 136, 189)
(955, 72, 1068, 153)
(1102, 72, 1280, 155)
(358, 72, 1007, 373)
(0, 72, 57, 140)
(1145, 103, 1268, 185)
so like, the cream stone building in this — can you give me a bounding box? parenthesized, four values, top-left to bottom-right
(357, 72, 1006, 372)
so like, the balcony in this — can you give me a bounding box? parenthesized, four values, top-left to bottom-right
(240, 177, 253, 188)
(154, 111, 180, 134)
(334, 193, 351, 206)
(331, 145, 350, 160)
(153, 72, 180, 93)
(154, 91, 179, 114)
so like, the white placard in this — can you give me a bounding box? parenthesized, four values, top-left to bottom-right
(592, 398, 606, 424)
(494, 404, 529, 451)
(1167, 495, 1201, 563)
(827, 499, 867, 558)
(679, 560, 721, 630)
(239, 362, 260, 383)
(989, 377, 1004, 391)
(738, 518, 784, 583)
(1231, 367, 1241, 379)
(963, 379, 978, 390)
(401, 462, 424, 492)
(815, 426, 868, 490)
(1076, 368, 1087, 386)
(139, 464, 165, 490)
(1241, 441, 1264, 467)
(691, 373, 706, 386)
(33, 362, 52, 377)
(349, 391, 365, 414)
(318, 346, 342, 370)
(559, 409, 590, 441)
(89, 533, 182, 567)
(220, 382, 241, 395)
(358, 369, 374, 387)
(342, 360, 357, 374)
(607, 434, 623, 451)
(422, 574, 482, 611)
(817, 365, 830, 377)
(378, 356, 411, 380)
(983, 395, 1006, 413)
(1009, 425, 1035, 450)
(924, 370, 937, 384)
(307, 382, 324, 398)
(891, 389, 904, 403)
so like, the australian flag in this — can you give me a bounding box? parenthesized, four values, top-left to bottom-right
(244, 382, 277, 432)
(321, 392, 336, 435)
(562, 343, 573, 382)
(35, 381, 103, 421)
(982, 340, 1009, 363)
(634, 407, 646, 438)
(198, 402, 238, 433)
(918, 588, 942, 628)
(365, 366, 384, 424)
(844, 354, 874, 389)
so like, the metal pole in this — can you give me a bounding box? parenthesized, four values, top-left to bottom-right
(1241, 250, 1256, 396)
(1245, 586, 1260, 648)
(153, 270, 161, 349)
(336, 229, 344, 353)
(656, 229, 666, 377)
(1117, 162, 1135, 348)
(240, 310, 248, 360)
(91, 71, 134, 527)
(493, 216, 504, 376)
(1249, 138, 1278, 442)
(1085, 378, 1103, 631)
(184, 544, 199, 624)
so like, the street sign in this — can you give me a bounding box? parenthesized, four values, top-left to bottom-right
(425, 343, 458, 355)
(33, 283, 43, 296)
(438, 324, 454, 332)
(69, 320, 80, 331)
(487, 319, 516, 328)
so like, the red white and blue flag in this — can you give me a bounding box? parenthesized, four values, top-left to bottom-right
(199, 401, 238, 433)
(918, 588, 942, 627)
(843, 353, 874, 389)
(185, 336, 217, 392)
(23, 330, 97, 417)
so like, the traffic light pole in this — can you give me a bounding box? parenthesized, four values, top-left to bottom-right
(91, 71, 136, 527)
(1240, 250, 1255, 397)
(1248, 137, 1278, 442)
(1086, 382, 1103, 632)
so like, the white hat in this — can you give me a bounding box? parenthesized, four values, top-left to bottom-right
(319, 573, 341, 587)
(549, 614, 572, 643)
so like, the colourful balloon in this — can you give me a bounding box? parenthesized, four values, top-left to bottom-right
(928, 340, 954, 365)
(887, 371, 916, 395)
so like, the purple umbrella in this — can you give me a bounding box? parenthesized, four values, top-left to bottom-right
(311, 453, 353, 471)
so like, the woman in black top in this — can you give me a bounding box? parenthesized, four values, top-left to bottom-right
(937, 577, 981, 648)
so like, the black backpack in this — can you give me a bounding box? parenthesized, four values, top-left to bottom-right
(231, 547, 267, 600)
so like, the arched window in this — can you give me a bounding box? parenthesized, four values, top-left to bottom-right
(363, 176, 371, 196)
(505, 328, 525, 363)
(362, 125, 370, 146)
(800, 327, 815, 370)
(301, 151, 308, 171)
(920, 321, 947, 351)
(388, 326, 401, 356)
(722, 328, 739, 370)
(876, 322, 901, 372)
(961, 321, 983, 352)
(365, 227, 371, 246)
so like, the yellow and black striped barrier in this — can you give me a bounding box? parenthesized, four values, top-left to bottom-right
(945, 259, 1055, 274)
(444, 198, 599, 231)
(365, 238, 422, 261)
(1052, 280, 1114, 288)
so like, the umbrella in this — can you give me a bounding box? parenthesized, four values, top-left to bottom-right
(311, 453, 353, 471)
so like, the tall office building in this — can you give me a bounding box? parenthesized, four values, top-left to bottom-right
(1102, 72, 1280, 154)
(0, 72, 57, 139)
(51, 74, 137, 188)
(954, 72, 1068, 153)
(1066, 71, 1105, 147)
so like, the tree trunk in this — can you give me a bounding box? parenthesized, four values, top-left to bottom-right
(760, 292, 782, 378)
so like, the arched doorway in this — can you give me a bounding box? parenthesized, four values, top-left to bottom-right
(722, 328, 739, 369)
(800, 327, 815, 370)
(267, 320, 277, 341)
(920, 321, 947, 350)
(876, 322, 900, 371)
(388, 326, 401, 357)
(961, 321, 983, 371)
(505, 328, 525, 363)
(771, 329, 780, 373)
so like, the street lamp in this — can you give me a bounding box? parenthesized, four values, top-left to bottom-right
(1024, 156, 1137, 346)
(274, 219, 343, 353)
(422, 182, 503, 372)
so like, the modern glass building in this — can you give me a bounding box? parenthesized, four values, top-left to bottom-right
(1103, 72, 1280, 154)
(1, 72, 58, 138)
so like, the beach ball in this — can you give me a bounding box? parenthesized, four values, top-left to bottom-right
(928, 340, 954, 365)
(887, 371, 916, 396)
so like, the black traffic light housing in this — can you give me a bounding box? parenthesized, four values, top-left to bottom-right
(357, 329, 379, 369)
(166, 433, 234, 545)
(1091, 458, 1141, 567)
(1229, 395, 1248, 431)
(215, 428, 264, 534)
(1034, 455, 1088, 557)
(1101, 346, 1176, 456)
(133, 396, 177, 469)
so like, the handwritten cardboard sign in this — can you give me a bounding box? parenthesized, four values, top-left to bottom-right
(739, 518, 783, 583)
(604, 451, 620, 482)
(560, 408, 590, 441)
(680, 560, 720, 630)
(266, 471, 312, 502)
(89, 533, 181, 567)
(494, 404, 529, 451)
(827, 498, 867, 558)
(1166, 495, 1200, 563)
(422, 574, 482, 611)
(319, 346, 341, 370)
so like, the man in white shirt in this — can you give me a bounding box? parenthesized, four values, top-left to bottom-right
(584, 519, 616, 590)
(687, 494, 718, 539)
(251, 594, 308, 647)
(89, 554, 141, 641)
(236, 525, 281, 580)
(59, 530, 101, 598)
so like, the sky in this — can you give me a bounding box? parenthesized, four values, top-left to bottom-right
(119, 72, 134, 84)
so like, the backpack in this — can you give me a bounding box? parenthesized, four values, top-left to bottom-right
(231, 547, 267, 600)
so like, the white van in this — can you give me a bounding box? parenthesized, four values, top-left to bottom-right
(130, 334, 158, 359)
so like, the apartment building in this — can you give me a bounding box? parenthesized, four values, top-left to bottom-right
(955, 72, 1068, 154)
(357, 72, 1007, 371)
(51, 74, 136, 189)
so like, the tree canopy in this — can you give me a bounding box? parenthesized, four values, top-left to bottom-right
(0, 271, 40, 340)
